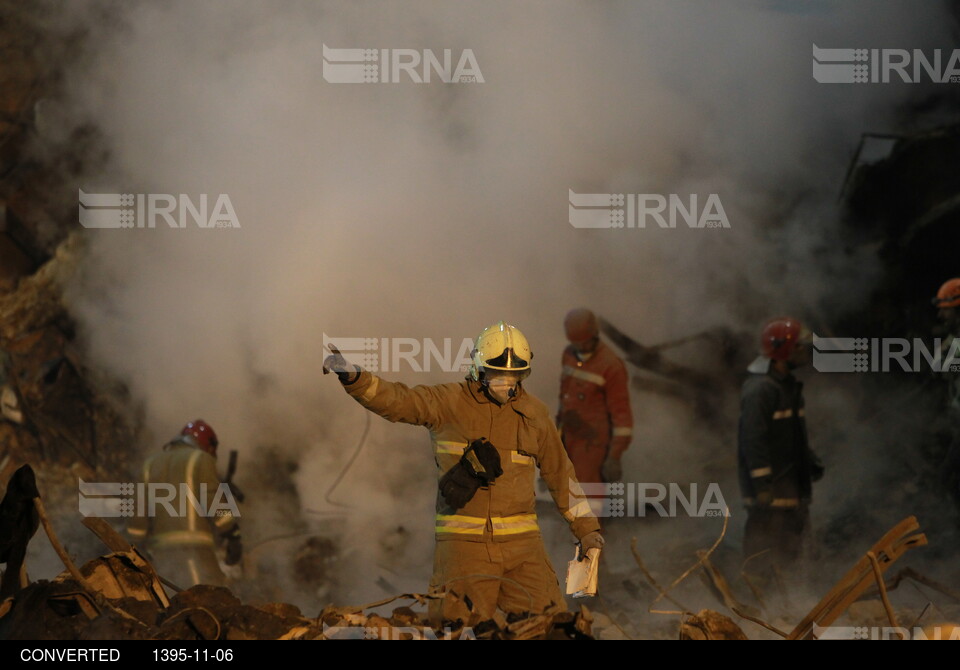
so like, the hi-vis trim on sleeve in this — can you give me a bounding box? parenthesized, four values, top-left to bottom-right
(511, 451, 535, 465)
(750, 467, 773, 478)
(612, 426, 633, 437)
(127, 526, 147, 537)
(772, 408, 805, 420)
(563, 500, 593, 523)
(214, 510, 236, 530)
(435, 440, 467, 456)
(562, 366, 606, 386)
(490, 514, 539, 535)
(435, 514, 486, 535)
(770, 498, 800, 508)
(360, 376, 380, 403)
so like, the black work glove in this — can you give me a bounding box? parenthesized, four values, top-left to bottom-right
(601, 456, 622, 483)
(223, 527, 243, 566)
(439, 465, 483, 510)
(322, 345, 362, 384)
(810, 452, 825, 483)
(578, 531, 605, 561)
(439, 439, 503, 509)
(463, 438, 503, 483)
(753, 475, 773, 508)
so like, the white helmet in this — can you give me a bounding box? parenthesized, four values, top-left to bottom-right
(468, 321, 533, 382)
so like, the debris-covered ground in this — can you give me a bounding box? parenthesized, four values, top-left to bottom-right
(0, 470, 597, 640)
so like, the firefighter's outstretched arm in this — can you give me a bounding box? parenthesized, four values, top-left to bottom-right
(324, 346, 447, 428)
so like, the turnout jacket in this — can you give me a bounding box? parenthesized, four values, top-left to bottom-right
(127, 440, 238, 548)
(342, 371, 600, 543)
(737, 369, 821, 508)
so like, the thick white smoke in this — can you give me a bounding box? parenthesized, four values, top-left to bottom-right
(42, 0, 957, 619)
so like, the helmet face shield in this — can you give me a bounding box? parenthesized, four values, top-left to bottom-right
(483, 347, 529, 371)
(468, 321, 533, 381)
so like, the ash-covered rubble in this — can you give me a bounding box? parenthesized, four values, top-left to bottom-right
(0, 468, 596, 640)
(0, 1, 136, 505)
(4, 454, 954, 641)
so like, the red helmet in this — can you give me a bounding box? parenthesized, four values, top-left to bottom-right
(181, 419, 219, 456)
(564, 308, 599, 344)
(760, 317, 807, 361)
(933, 278, 960, 309)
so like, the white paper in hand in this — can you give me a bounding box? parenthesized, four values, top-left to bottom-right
(565, 546, 600, 597)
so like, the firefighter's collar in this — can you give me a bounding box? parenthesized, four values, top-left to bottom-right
(746, 356, 771, 374)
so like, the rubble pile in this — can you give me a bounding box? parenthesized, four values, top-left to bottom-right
(0, 466, 594, 640)
(0, 2, 137, 494)
(0, 551, 595, 640)
(678, 610, 748, 640)
(0, 566, 325, 641)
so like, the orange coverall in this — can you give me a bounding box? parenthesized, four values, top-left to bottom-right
(558, 340, 633, 484)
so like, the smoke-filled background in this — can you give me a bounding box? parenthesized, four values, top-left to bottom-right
(14, 0, 960, 635)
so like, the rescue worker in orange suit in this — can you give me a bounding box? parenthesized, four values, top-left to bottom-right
(738, 318, 823, 568)
(557, 309, 633, 488)
(324, 321, 602, 624)
(127, 420, 242, 589)
(933, 279, 960, 510)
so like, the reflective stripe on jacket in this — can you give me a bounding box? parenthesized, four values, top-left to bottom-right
(558, 341, 633, 458)
(126, 440, 237, 547)
(342, 371, 600, 543)
(737, 369, 817, 506)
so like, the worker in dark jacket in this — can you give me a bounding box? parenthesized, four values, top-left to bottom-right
(738, 317, 823, 567)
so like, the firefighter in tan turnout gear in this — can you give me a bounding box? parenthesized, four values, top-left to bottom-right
(127, 420, 242, 589)
(324, 321, 602, 623)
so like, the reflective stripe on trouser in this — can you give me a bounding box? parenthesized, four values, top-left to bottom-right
(150, 530, 216, 547)
(149, 546, 225, 590)
(435, 514, 539, 537)
(742, 497, 800, 508)
(427, 536, 566, 624)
